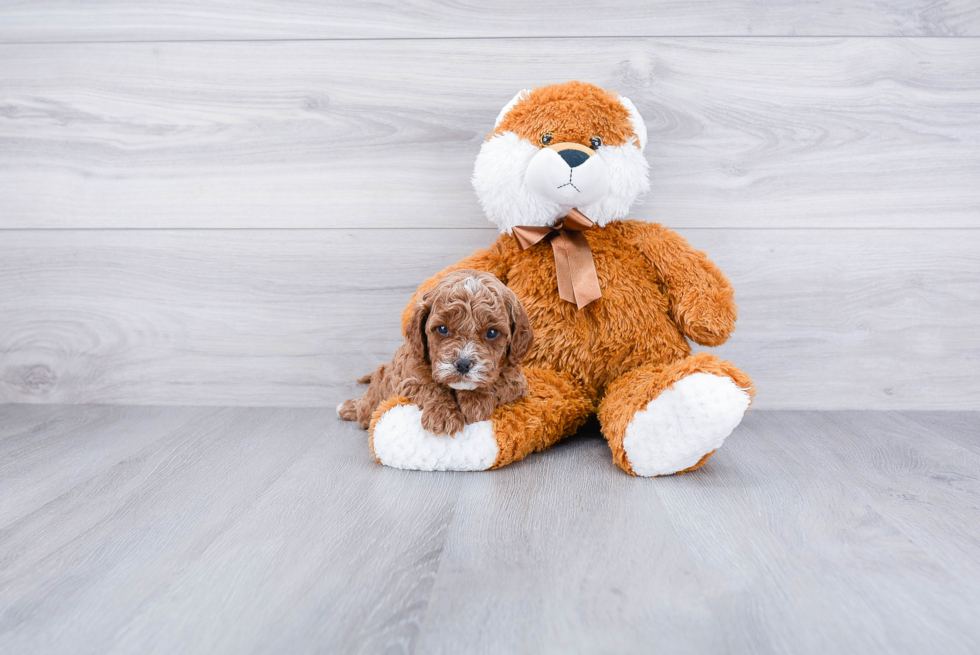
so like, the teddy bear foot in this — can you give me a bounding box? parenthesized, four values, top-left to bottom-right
(623, 373, 751, 477)
(371, 403, 498, 471)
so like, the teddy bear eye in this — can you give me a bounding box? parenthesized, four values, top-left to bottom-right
(486, 328, 499, 339)
(436, 325, 449, 336)
(590, 136, 602, 149)
(541, 133, 554, 146)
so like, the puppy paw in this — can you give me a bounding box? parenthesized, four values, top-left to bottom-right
(460, 405, 494, 424)
(456, 389, 496, 424)
(421, 405, 466, 437)
(337, 399, 358, 421)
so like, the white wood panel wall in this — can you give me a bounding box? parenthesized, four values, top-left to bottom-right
(2, 39, 978, 229)
(2, 1, 978, 41)
(2, 229, 977, 409)
(1, 4, 978, 409)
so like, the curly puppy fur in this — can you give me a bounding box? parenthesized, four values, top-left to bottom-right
(339, 270, 532, 436)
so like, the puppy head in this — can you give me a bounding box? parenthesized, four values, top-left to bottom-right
(405, 270, 532, 391)
(472, 81, 650, 233)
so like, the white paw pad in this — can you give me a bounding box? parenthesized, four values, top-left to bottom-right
(623, 373, 751, 477)
(372, 404, 498, 471)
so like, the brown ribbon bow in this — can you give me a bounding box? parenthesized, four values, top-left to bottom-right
(512, 208, 602, 310)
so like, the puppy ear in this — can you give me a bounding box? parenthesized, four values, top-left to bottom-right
(405, 292, 433, 365)
(505, 287, 533, 365)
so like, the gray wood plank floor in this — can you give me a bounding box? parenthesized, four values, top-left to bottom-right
(1, 406, 978, 654)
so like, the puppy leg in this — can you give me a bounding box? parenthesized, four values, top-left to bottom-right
(339, 369, 379, 423)
(337, 399, 358, 421)
(338, 394, 377, 430)
(455, 388, 496, 424)
(420, 396, 465, 437)
(455, 366, 528, 424)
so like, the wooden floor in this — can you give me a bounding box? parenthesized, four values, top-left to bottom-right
(1, 406, 977, 654)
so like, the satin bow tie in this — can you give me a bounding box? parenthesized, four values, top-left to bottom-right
(511, 208, 602, 310)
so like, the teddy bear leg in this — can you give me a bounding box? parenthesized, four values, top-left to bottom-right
(368, 368, 592, 472)
(597, 353, 755, 477)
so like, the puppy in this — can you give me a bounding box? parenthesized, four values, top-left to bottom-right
(338, 269, 532, 436)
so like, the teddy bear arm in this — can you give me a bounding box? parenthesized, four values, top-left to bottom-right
(630, 223, 737, 347)
(399, 244, 510, 333)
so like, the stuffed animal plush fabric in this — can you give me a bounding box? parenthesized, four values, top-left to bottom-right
(368, 81, 755, 476)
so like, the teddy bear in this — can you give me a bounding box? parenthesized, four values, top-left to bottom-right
(366, 81, 755, 477)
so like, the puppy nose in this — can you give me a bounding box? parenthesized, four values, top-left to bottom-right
(454, 358, 473, 374)
(558, 149, 590, 168)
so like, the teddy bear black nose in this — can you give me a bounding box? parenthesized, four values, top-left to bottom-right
(558, 149, 590, 168)
(455, 358, 474, 374)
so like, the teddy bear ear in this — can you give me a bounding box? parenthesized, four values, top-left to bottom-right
(493, 89, 532, 129)
(617, 95, 648, 152)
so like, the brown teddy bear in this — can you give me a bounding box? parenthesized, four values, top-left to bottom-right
(366, 81, 755, 476)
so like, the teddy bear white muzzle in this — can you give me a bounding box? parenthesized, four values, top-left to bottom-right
(524, 144, 610, 209)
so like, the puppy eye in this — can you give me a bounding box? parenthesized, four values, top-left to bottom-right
(590, 136, 602, 149)
(486, 328, 499, 339)
(541, 133, 554, 146)
(436, 325, 449, 336)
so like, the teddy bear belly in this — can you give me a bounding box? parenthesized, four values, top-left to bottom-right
(504, 229, 694, 397)
(518, 287, 692, 397)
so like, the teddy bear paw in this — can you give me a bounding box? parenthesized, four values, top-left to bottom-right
(372, 404, 498, 471)
(623, 373, 751, 477)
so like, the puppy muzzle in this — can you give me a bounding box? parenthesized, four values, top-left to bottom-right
(433, 353, 490, 391)
(524, 142, 610, 208)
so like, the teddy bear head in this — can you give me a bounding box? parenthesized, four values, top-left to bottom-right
(472, 81, 650, 233)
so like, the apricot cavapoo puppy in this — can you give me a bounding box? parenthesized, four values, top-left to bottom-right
(338, 269, 532, 436)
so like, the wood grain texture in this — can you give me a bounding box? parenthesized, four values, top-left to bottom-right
(0, 404, 212, 526)
(1, 228, 977, 409)
(0, 406, 460, 654)
(1, 38, 978, 229)
(0, 404, 66, 440)
(1, 0, 978, 42)
(2, 407, 980, 653)
(650, 410, 980, 654)
(781, 411, 980, 581)
(416, 432, 729, 653)
(899, 410, 980, 455)
(420, 411, 980, 653)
